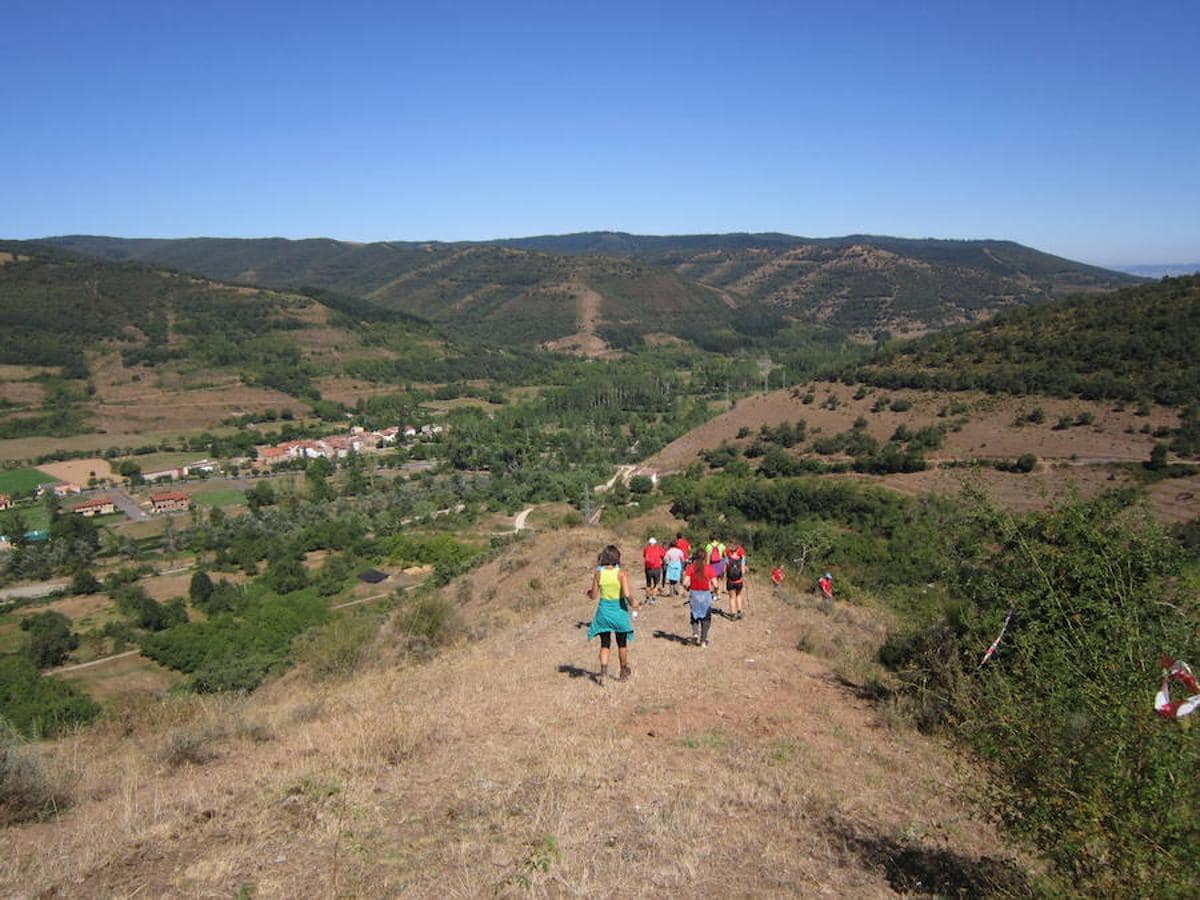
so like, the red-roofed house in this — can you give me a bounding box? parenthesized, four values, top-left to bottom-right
(73, 496, 115, 517)
(150, 491, 190, 513)
(0, 494, 12, 511)
(256, 446, 288, 466)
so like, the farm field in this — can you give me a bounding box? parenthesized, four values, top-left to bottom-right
(37, 457, 115, 484)
(190, 487, 246, 508)
(0, 466, 58, 495)
(0, 428, 235, 464)
(115, 451, 208, 472)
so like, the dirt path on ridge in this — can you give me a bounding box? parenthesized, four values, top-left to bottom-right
(4, 524, 1035, 897)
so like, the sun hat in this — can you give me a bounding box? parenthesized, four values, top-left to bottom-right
(648, 537, 657, 544)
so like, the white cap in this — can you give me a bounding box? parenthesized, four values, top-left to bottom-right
(648, 537, 657, 544)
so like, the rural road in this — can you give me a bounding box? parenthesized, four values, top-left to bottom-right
(513, 507, 534, 531)
(111, 488, 149, 522)
(52, 649, 140, 675)
(0, 578, 70, 602)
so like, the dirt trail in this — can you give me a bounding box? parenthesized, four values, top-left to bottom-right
(3, 528, 1031, 897)
(541, 283, 616, 358)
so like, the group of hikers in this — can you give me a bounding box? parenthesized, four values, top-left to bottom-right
(585, 533, 752, 683)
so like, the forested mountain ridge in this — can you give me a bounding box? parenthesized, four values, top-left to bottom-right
(849, 273, 1200, 406)
(36, 232, 1140, 343)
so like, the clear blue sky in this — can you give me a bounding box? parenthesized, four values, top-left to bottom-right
(2, 0, 1197, 265)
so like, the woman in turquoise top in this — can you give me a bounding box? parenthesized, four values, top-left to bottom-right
(586, 544, 639, 683)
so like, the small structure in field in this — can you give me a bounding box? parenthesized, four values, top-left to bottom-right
(0, 494, 12, 511)
(357, 568, 389, 584)
(41, 482, 82, 498)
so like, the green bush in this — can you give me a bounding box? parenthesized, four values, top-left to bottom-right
(628, 475, 654, 495)
(20, 611, 80, 668)
(881, 494, 1199, 895)
(0, 655, 100, 737)
(141, 587, 328, 693)
(295, 614, 378, 682)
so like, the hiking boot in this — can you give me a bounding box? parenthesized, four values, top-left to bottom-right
(619, 665, 632, 681)
(701, 640, 710, 649)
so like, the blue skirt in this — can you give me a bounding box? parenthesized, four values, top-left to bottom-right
(689, 590, 713, 619)
(588, 598, 634, 642)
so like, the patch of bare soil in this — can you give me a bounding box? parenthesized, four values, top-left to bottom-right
(0, 380, 43, 406)
(1, 527, 1034, 898)
(38, 458, 115, 483)
(646, 383, 1187, 519)
(312, 377, 399, 406)
(541, 283, 620, 359)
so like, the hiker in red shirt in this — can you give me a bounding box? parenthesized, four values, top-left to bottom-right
(674, 532, 691, 560)
(643, 537, 666, 599)
(683, 548, 718, 647)
(818, 572, 834, 610)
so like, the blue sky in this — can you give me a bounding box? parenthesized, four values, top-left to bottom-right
(2, 0, 1197, 265)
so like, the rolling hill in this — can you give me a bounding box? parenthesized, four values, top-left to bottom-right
(848, 273, 1200, 406)
(37, 232, 1140, 344)
(0, 243, 449, 440)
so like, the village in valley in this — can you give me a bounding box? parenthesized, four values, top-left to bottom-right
(0, 422, 446, 547)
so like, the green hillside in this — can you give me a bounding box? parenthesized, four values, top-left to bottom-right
(36, 232, 1140, 341)
(849, 274, 1200, 406)
(0, 243, 445, 437)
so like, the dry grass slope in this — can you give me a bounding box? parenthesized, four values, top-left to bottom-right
(2, 526, 1035, 897)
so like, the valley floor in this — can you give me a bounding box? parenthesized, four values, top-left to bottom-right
(3, 526, 1035, 898)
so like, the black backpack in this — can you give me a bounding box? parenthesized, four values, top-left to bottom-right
(727, 557, 744, 583)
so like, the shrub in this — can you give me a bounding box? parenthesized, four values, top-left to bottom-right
(295, 614, 378, 682)
(396, 593, 460, 653)
(881, 495, 1200, 895)
(628, 475, 654, 495)
(20, 611, 80, 668)
(1, 721, 69, 824)
(161, 723, 222, 767)
(69, 569, 100, 595)
(0, 655, 100, 737)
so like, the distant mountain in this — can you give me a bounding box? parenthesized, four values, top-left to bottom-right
(849, 274, 1200, 406)
(36, 232, 1141, 344)
(1113, 263, 1200, 278)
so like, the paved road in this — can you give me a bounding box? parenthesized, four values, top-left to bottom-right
(111, 488, 149, 522)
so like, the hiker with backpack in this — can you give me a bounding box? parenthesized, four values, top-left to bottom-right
(683, 547, 718, 647)
(725, 540, 748, 619)
(587, 544, 640, 682)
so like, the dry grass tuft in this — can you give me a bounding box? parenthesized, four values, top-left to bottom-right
(1, 722, 73, 825)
